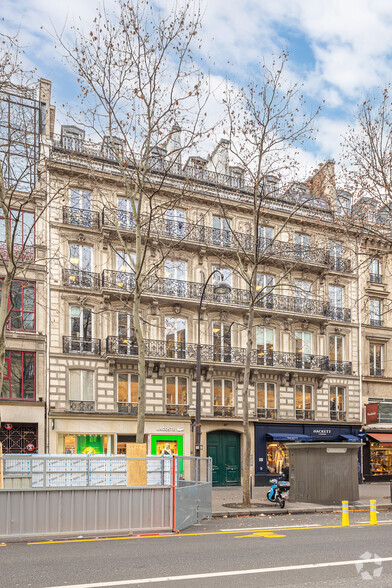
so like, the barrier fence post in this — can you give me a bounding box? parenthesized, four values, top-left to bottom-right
(0, 442, 3, 489)
(370, 500, 378, 525)
(342, 501, 349, 526)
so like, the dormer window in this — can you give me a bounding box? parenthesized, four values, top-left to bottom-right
(150, 146, 167, 171)
(60, 126, 85, 152)
(102, 136, 124, 161)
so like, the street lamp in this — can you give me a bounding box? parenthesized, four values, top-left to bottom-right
(195, 270, 231, 458)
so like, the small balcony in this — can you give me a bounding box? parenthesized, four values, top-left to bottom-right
(63, 268, 101, 290)
(369, 273, 383, 284)
(63, 206, 100, 229)
(330, 410, 346, 422)
(102, 269, 135, 292)
(329, 361, 352, 375)
(257, 408, 277, 419)
(166, 404, 189, 416)
(370, 318, 383, 327)
(328, 307, 352, 322)
(256, 351, 329, 372)
(69, 400, 95, 412)
(329, 257, 351, 273)
(63, 336, 101, 355)
(370, 367, 384, 377)
(296, 409, 314, 421)
(118, 402, 138, 414)
(213, 405, 235, 417)
(0, 241, 35, 263)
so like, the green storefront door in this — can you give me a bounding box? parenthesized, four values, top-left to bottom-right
(207, 430, 241, 486)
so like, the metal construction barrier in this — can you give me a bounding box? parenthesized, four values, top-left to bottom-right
(0, 454, 212, 538)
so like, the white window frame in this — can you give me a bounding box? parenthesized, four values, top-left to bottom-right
(69, 369, 94, 401)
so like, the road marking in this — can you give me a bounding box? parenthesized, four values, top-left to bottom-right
(221, 523, 321, 532)
(43, 556, 392, 587)
(28, 520, 392, 546)
(0, 544, 6, 547)
(235, 531, 286, 538)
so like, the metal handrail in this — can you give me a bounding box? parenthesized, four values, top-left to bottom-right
(63, 268, 101, 289)
(63, 336, 101, 355)
(63, 206, 100, 229)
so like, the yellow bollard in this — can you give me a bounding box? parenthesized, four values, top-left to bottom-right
(370, 500, 378, 525)
(342, 501, 349, 526)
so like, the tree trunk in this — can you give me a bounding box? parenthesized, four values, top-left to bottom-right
(134, 284, 146, 444)
(242, 304, 254, 507)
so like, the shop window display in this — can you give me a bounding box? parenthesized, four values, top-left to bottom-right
(267, 442, 289, 475)
(370, 442, 392, 475)
(62, 434, 113, 454)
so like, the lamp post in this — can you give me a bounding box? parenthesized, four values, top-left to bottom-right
(195, 271, 231, 458)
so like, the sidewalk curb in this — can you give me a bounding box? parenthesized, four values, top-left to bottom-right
(212, 503, 392, 518)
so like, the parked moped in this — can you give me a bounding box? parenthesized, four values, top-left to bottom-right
(266, 478, 290, 508)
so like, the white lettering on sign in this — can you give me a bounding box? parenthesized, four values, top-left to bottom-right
(313, 429, 332, 435)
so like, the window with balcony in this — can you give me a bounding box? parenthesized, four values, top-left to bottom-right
(166, 209, 186, 239)
(295, 331, 312, 369)
(329, 334, 344, 373)
(258, 226, 274, 252)
(294, 280, 312, 313)
(369, 258, 382, 284)
(329, 285, 344, 321)
(213, 379, 234, 416)
(68, 244, 92, 287)
(213, 322, 232, 363)
(296, 384, 313, 420)
(165, 316, 186, 359)
(164, 259, 187, 297)
(69, 370, 94, 411)
(0, 280, 35, 332)
(0, 209, 35, 262)
(294, 233, 311, 261)
(1, 351, 35, 400)
(369, 298, 382, 327)
(68, 189, 92, 227)
(256, 326, 274, 366)
(114, 250, 135, 290)
(117, 373, 138, 414)
(166, 376, 188, 415)
(118, 313, 137, 355)
(330, 386, 346, 421)
(329, 240, 343, 271)
(118, 198, 137, 230)
(61, 126, 84, 151)
(256, 274, 274, 308)
(67, 306, 96, 353)
(370, 343, 383, 376)
(256, 382, 276, 418)
(212, 216, 232, 247)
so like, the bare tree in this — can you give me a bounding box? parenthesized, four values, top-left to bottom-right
(219, 53, 320, 507)
(58, 0, 211, 443)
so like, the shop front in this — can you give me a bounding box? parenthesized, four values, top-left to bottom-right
(254, 422, 361, 486)
(0, 422, 39, 454)
(363, 431, 392, 481)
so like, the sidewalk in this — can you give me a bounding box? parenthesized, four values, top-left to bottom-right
(211, 483, 392, 517)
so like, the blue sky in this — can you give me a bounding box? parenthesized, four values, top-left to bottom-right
(3, 0, 392, 174)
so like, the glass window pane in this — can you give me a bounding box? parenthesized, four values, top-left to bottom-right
(131, 375, 138, 403)
(69, 371, 81, 400)
(256, 383, 264, 408)
(23, 354, 35, 399)
(83, 371, 93, 400)
(267, 384, 275, 408)
(23, 283, 35, 311)
(296, 386, 303, 409)
(9, 352, 22, 398)
(305, 386, 312, 409)
(118, 374, 128, 403)
(224, 380, 233, 406)
(213, 380, 222, 405)
(166, 377, 176, 404)
(178, 378, 187, 405)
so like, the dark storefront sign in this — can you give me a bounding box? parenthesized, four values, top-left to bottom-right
(0, 422, 38, 454)
(255, 422, 361, 486)
(366, 404, 379, 424)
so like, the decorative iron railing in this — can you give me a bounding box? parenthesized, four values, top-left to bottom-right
(330, 410, 346, 421)
(329, 256, 351, 273)
(63, 336, 101, 355)
(328, 307, 352, 322)
(166, 404, 189, 416)
(117, 402, 138, 414)
(370, 318, 383, 327)
(329, 361, 352, 375)
(63, 206, 100, 229)
(369, 273, 383, 284)
(0, 241, 34, 263)
(296, 409, 315, 420)
(102, 269, 136, 292)
(370, 367, 384, 376)
(257, 238, 330, 267)
(69, 400, 95, 412)
(63, 268, 101, 290)
(213, 406, 235, 417)
(257, 408, 277, 419)
(106, 337, 330, 371)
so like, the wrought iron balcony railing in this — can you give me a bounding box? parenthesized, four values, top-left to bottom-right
(257, 408, 277, 419)
(63, 206, 100, 229)
(329, 256, 351, 273)
(329, 361, 353, 375)
(69, 400, 95, 412)
(106, 337, 330, 372)
(0, 241, 35, 263)
(258, 238, 330, 267)
(328, 307, 352, 322)
(118, 402, 138, 414)
(370, 367, 384, 377)
(102, 269, 136, 291)
(369, 273, 383, 284)
(213, 405, 235, 417)
(166, 404, 189, 416)
(370, 318, 383, 327)
(296, 409, 315, 421)
(63, 336, 101, 355)
(330, 410, 346, 422)
(63, 268, 101, 290)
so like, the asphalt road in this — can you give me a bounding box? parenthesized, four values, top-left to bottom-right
(2, 511, 392, 587)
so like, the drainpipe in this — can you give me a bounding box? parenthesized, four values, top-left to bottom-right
(356, 237, 364, 480)
(45, 165, 51, 453)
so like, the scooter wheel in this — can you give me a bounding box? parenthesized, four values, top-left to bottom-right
(279, 498, 285, 509)
(266, 491, 271, 500)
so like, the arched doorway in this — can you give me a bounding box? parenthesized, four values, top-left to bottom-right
(207, 430, 241, 486)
